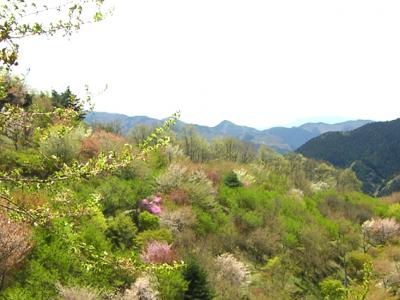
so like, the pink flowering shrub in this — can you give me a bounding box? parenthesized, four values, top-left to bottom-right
(140, 196, 162, 216)
(140, 241, 176, 264)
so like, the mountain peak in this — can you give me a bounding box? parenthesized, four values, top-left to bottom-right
(85, 112, 374, 153)
(216, 120, 236, 128)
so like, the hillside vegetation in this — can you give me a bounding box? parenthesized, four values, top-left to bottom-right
(298, 119, 400, 196)
(1, 74, 400, 300)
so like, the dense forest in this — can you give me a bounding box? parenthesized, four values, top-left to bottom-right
(297, 119, 400, 196)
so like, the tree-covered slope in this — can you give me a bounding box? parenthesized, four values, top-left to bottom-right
(298, 119, 400, 195)
(3, 74, 400, 300)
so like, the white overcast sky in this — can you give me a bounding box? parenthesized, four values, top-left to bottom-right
(15, 0, 400, 129)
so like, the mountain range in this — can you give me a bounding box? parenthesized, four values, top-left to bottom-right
(298, 118, 400, 196)
(85, 112, 372, 153)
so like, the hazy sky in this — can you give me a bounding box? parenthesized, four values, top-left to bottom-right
(16, 0, 400, 129)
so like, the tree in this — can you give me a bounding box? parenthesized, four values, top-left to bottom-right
(211, 137, 256, 163)
(51, 87, 85, 120)
(180, 126, 211, 162)
(362, 218, 400, 246)
(183, 259, 214, 300)
(0, 73, 32, 109)
(224, 171, 242, 188)
(1, 0, 109, 69)
(127, 124, 155, 145)
(337, 169, 362, 193)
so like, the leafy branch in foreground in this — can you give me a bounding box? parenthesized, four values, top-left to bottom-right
(0, 108, 180, 222)
(1, 0, 111, 69)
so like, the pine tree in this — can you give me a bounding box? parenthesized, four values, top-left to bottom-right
(183, 259, 214, 300)
(51, 87, 85, 120)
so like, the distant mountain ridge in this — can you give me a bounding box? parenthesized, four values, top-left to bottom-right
(85, 112, 372, 153)
(297, 118, 400, 196)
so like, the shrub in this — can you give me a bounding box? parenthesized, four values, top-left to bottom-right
(160, 207, 197, 233)
(346, 251, 372, 281)
(224, 171, 242, 188)
(117, 274, 159, 300)
(319, 279, 347, 300)
(140, 196, 162, 216)
(245, 226, 282, 262)
(10, 190, 47, 210)
(155, 266, 188, 300)
(40, 126, 86, 164)
(194, 210, 219, 235)
(96, 177, 142, 216)
(164, 144, 185, 163)
(0, 148, 47, 177)
(135, 229, 174, 249)
(140, 241, 177, 265)
(214, 253, 250, 287)
(57, 284, 99, 300)
(233, 168, 255, 187)
(235, 210, 264, 231)
(204, 169, 220, 186)
(0, 213, 33, 290)
(167, 189, 189, 205)
(156, 163, 188, 193)
(80, 130, 126, 159)
(106, 212, 138, 249)
(138, 211, 160, 231)
(78, 213, 111, 252)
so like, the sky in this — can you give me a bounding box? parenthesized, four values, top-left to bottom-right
(15, 0, 400, 129)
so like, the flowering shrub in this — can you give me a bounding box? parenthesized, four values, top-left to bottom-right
(156, 163, 188, 193)
(215, 253, 250, 286)
(80, 130, 126, 159)
(140, 196, 162, 216)
(233, 169, 255, 187)
(310, 181, 330, 193)
(164, 144, 185, 163)
(188, 170, 213, 186)
(140, 241, 177, 265)
(289, 188, 304, 202)
(117, 274, 159, 300)
(0, 213, 33, 289)
(160, 207, 197, 233)
(205, 169, 220, 185)
(362, 218, 400, 245)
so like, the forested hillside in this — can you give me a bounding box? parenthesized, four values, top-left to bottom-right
(298, 119, 400, 196)
(2, 73, 400, 300)
(86, 112, 371, 153)
(2, 1, 400, 299)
